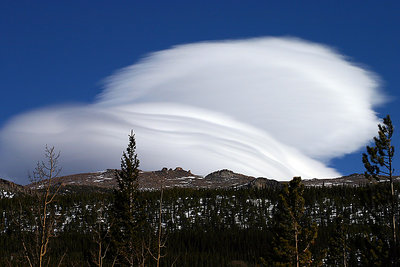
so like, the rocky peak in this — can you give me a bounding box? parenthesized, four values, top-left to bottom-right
(205, 169, 239, 180)
(249, 177, 281, 189)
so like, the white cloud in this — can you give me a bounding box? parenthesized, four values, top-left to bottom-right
(0, 37, 383, 184)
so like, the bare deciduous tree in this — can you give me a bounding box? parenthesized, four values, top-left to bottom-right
(22, 145, 64, 267)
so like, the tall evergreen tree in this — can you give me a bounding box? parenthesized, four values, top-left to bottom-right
(326, 215, 350, 267)
(362, 114, 397, 265)
(267, 177, 318, 267)
(111, 131, 147, 266)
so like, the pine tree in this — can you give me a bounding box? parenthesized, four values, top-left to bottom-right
(326, 215, 350, 267)
(111, 131, 147, 266)
(362, 115, 397, 265)
(267, 177, 318, 267)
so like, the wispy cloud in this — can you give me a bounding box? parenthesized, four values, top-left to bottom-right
(0, 37, 383, 184)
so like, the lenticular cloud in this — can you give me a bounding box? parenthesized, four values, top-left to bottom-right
(0, 37, 383, 184)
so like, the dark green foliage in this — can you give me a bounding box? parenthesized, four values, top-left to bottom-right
(362, 115, 394, 180)
(326, 216, 350, 266)
(267, 177, 318, 267)
(3, 181, 400, 266)
(362, 114, 398, 265)
(111, 131, 147, 266)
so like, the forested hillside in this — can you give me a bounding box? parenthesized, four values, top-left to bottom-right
(0, 182, 398, 266)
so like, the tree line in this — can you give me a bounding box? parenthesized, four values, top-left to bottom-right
(0, 115, 398, 266)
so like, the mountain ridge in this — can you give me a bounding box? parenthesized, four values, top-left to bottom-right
(2, 168, 399, 196)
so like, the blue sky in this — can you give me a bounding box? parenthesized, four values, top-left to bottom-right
(1, 1, 399, 181)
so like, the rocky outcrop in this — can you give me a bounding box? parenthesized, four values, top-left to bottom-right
(204, 169, 255, 188)
(248, 177, 281, 189)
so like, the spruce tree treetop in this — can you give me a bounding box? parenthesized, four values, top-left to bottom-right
(112, 130, 147, 266)
(116, 130, 140, 194)
(362, 114, 394, 180)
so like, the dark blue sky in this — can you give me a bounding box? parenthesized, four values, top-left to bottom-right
(1, 1, 399, 175)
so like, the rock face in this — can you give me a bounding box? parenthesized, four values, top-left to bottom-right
(205, 169, 241, 180)
(204, 169, 255, 188)
(154, 167, 194, 180)
(248, 178, 281, 189)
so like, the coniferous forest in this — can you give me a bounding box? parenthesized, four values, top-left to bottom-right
(0, 116, 398, 266)
(1, 181, 399, 266)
